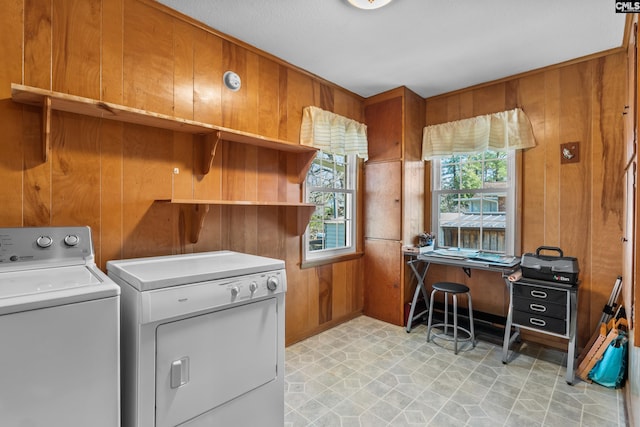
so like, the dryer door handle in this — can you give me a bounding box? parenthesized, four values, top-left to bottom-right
(170, 357, 190, 389)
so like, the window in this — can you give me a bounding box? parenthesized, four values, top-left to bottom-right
(431, 150, 517, 254)
(304, 151, 357, 261)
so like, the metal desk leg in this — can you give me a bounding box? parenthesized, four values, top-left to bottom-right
(405, 259, 431, 333)
(502, 277, 520, 363)
(566, 291, 577, 384)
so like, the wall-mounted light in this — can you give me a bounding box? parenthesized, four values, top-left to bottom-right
(223, 71, 241, 91)
(347, 0, 393, 10)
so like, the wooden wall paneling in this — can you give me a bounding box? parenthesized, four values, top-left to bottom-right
(0, 0, 24, 224)
(195, 205, 223, 251)
(173, 18, 195, 120)
(101, 0, 124, 104)
(257, 148, 280, 201)
(123, 0, 174, 115)
(459, 91, 474, 119)
(334, 89, 365, 123)
(339, 259, 363, 320)
(404, 88, 425, 162)
(52, 0, 100, 98)
(193, 31, 223, 124)
(225, 205, 259, 255)
(50, 112, 101, 231)
(469, 270, 509, 316)
(519, 72, 550, 252)
(171, 132, 194, 200)
(283, 69, 315, 144)
(170, 131, 194, 252)
(505, 79, 520, 111)
(317, 264, 333, 324)
(222, 42, 259, 134)
(0, 101, 24, 226)
(121, 125, 174, 257)
(24, 0, 52, 89)
(542, 69, 562, 248)
(626, 19, 638, 167)
(424, 96, 448, 231)
(403, 89, 425, 244)
(0, 0, 23, 98)
(23, 106, 51, 225)
(99, 120, 124, 268)
(221, 142, 259, 251)
(403, 161, 424, 245)
(472, 83, 506, 116)
(221, 141, 253, 201)
(425, 96, 448, 126)
(589, 53, 626, 331)
(559, 62, 593, 345)
(284, 223, 316, 343)
(283, 152, 303, 203)
(331, 261, 349, 320)
(277, 65, 290, 141)
(257, 57, 281, 140)
(256, 206, 285, 259)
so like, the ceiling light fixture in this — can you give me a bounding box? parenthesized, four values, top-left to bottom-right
(347, 0, 393, 10)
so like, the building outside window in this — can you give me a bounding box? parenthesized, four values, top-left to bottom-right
(304, 151, 357, 261)
(431, 150, 517, 254)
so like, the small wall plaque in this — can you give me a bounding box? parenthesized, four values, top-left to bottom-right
(560, 142, 580, 164)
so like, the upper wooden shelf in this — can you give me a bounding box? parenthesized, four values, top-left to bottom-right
(164, 199, 316, 208)
(10, 83, 318, 163)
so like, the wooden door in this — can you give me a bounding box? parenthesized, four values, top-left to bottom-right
(364, 239, 403, 325)
(364, 160, 402, 240)
(365, 96, 403, 162)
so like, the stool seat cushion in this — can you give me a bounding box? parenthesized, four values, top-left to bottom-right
(432, 281, 470, 294)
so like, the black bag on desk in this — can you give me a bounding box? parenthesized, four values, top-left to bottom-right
(520, 246, 579, 285)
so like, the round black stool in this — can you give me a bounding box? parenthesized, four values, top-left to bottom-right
(426, 281, 475, 354)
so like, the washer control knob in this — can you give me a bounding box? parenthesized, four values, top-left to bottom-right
(64, 234, 80, 246)
(230, 286, 240, 298)
(36, 235, 53, 248)
(266, 276, 279, 291)
(249, 281, 258, 293)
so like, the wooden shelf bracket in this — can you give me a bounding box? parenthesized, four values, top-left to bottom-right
(200, 131, 221, 175)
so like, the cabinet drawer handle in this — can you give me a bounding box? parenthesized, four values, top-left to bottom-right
(530, 290, 547, 299)
(529, 318, 546, 327)
(529, 303, 547, 313)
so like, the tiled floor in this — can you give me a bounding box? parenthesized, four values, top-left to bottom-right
(285, 316, 627, 426)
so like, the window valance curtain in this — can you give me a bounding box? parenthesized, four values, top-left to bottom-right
(300, 106, 368, 160)
(421, 107, 536, 160)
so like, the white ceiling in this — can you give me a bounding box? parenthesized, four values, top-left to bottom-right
(156, 0, 628, 99)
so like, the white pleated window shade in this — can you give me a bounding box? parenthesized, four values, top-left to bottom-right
(422, 107, 536, 160)
(300, 106, 368, 160)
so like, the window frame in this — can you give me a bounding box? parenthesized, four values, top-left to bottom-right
(303, 150, 358, 263)
(430, 150, 518, 255)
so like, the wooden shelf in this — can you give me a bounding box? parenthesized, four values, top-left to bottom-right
(11, 83, 319, 242)
(158, 199, 317, 243)
(10, 83, 318, 164)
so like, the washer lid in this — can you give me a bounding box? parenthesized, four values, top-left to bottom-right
(0, 265, 120, 315)
(107, 250, 285, 291)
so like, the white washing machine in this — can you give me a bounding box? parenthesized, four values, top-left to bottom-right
(0, 226, 120, 427)
(107, 251, 286, 427)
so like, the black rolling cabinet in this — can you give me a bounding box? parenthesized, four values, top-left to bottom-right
(503, 278, 579, 384)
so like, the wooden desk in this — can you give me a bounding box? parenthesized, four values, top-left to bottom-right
(404, 251, 520, 333)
